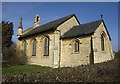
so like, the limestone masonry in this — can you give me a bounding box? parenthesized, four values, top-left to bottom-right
(17, 14, 114, 68)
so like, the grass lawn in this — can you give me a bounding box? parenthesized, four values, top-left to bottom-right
(2, 59, 119, 82)
(2, 65, 54, 76)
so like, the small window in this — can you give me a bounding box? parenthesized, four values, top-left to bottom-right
(74, 39, 79, 52)
(44, 37, 49, 56)
(101, 33, 105, 51)
(32, 39, 36, 56)
(37, 16, 39, 22)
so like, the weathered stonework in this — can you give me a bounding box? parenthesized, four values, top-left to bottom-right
(93, 22, 114, 63)
(17, 14, 114, 68)
(57, 16, 79, 36)
(60, 36, 91, 67)
(17, 33, 55, 67)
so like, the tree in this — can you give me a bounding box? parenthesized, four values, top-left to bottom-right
(2, 21, 14, 50)
(1, 21, 14, 61)
(1, 21, 27, 65)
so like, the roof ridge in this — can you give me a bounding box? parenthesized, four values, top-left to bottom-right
(23, 26, 33, 33)
(81, 19, 103, 25)
(24, 14, 75, 31)
(40, 14, 75, 26)
(22, 14, 75, 35)
(72, 19, 103, 28)
(62, 19, 104, 39)
(19, 14, 76, 39)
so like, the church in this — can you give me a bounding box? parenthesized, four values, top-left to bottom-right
(17, 14, 114, 68)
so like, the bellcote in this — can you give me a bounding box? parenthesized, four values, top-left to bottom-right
(34, 14, 40, 28)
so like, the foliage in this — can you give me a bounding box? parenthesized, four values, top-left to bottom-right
(2, 43, 28, 66)
(1, 20, 27, 67)
(2, 58, 119, 82)
(2, 21, 13, 49)
(2, 44, 17, 65)
(2, 21, 14, 63)
(17, 49, 28, 65)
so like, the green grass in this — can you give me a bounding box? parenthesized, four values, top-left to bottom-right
(2, 65, 54, 76)
(2, 59, 119, 82)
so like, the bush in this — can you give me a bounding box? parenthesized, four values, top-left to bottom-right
(3, 45, 17, 65)
(17, 49, 28, 65)
(2, 44, 27, 66)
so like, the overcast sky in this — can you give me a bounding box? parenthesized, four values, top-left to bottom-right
(2, 2, 118, 51)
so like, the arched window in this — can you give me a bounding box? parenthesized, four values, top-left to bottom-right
(101, 33, 105, 51)
(32, 39, 36, 56)
(44, 36, 49, 56)
(23, 40, 27, 54)
(74, 39, 79, 52)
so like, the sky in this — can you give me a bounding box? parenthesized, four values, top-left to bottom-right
(2, 2, 118, 51)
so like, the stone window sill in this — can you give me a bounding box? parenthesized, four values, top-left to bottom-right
(32, 55, 36, 56)
(44, 54, 49, 56)
(72, 52, 80, 54)
(43, 55, 49, 58)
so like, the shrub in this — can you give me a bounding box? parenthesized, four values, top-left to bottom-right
(3, 45, 17, 65)
(17, 49, 28, 65)
(2, 44, 27, 66)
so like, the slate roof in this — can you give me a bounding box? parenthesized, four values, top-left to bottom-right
(61, 19, 111, 40)
(62, 19, 102, 38)
(22, 26, 34, 34)
(19, 14, 80, 39)
(19, 14, 111, 41)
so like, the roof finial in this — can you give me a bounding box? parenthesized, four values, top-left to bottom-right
(101, 14, 103, 19)
(19, 18, 22, 28)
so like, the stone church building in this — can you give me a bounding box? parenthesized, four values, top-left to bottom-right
(17, 14, 114, 68)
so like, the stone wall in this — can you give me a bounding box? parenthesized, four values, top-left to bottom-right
(93, 22, 114, 63)
(17, 17, 114, 68)
(17, 32, 55, 67)
(57, 16, 79, 36)
(17, 16, 80, 68)
(60, 36, 91, 67)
